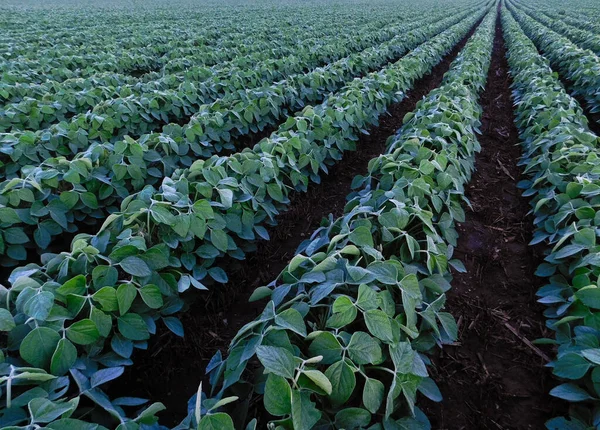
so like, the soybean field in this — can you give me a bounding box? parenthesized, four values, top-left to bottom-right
(1, 0, 600, 429)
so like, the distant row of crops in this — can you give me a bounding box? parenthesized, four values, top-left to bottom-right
(2, 0, 600, 428)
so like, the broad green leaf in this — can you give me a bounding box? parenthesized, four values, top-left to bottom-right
(363, 378, 384, 414)
(0, 308, 16, 331)
(264, 374, 292, 416)
(50, 338, 77, 376)
(120, 256, 152, 277)
(275, 308, 306, 336)
(325, 360, 356, 407)
(334, 408, 371, 429)
(139, 285, 163, 309)
(118, 313, 149, 341)
(302, 369, 332, 395)
(256, 345, 296, 379)
(117, 283, 137, 315)
(554, 353, 591, 380)
(67, 319, 100, 345)
(364, 309, 394, 343)
(347, 332, 382, 364)
(93, 287, 119, 312)
(291, 389, 321, 430)
(308, 332, 342, 364)
(20, 327, 61, 369)
(198, 413, 235, 430)
(549, 383, 594, 402)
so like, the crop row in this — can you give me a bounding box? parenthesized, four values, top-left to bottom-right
(0, 4, 476, 179)
(0, 5, 396, 57)
(512, 0, 600, 55)
(0, 14, 399, 107)
(0, 8, 391, 86)
(0, 5, 481, 266)
(0, 9, 488, 428)
(0, 17, 404, 133)
(186, 8, 496, 429)
(503, 6, 600, 428)
(508, 1, 600, 117)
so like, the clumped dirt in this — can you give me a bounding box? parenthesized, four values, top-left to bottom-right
(420, 10, 562, 429)
(110, 19, 482, 425)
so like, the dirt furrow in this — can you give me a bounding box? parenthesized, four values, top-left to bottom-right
(421, 10, 561, 429)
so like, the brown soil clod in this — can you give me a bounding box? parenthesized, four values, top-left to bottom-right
(420, 9, 562, 430)
(109, 20, 483, 426)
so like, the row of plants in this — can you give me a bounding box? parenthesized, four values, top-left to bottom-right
(0, 5, 390, 86)
(181, 7, 497, 428)
(0, 9, 489, 428)
(0, 4, 396, 59)
(0, 14, 398, 110)
(0, 4, 478, 179)
(0, 6, 484, 267)
(508, 1, 600, 117)
(512, 0, 600, 55)
(503, 6, 600, 429)
(0, 16, 402, 133)
(539, 8, 600, 43)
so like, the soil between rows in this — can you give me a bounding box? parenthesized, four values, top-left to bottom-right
(420, 9, 562, 429)
(110, 17, 483, 426)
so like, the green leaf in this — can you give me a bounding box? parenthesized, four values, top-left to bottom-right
(50, 338, 77, 376)
(364, 309, 394, 342)
(217, 188, 234, 209)
(275, 308, 306, 336)
(349, 226, 374, 247)
(291, 389, 321, 430)
(56, 275, 87, 296)
(554, 353, 591, 380)
(120, 256, 152, 277)
(117, 283, 137, 315)
(249, 286, 272, 302)
(334, 408, 371, 429)
(0, 308, 16, 331)
(24, 291, 54, 321)
(325, 360, 356, 407)
(67, 319, 100, 345)
(211, 229, 229, 253)
(4, 227, 30, 244)
(256, 345, 296, 379)
(326, 296, 357, 329)
(363, 378, 384, 414)
(582, 349, 600, 365)
(81, 192, 99, 209)
(267, 183, 284, 202)
(576, 287, 600, 309)
(118, 313, 150, 341)
(93, 287, 119, 312)
(302, 369, 332, 395)
(90, 307, 113, 338)
(29, 398, 76, 424)
(347, 332, 382, 365)
(308, 332, 342, 364)
(139, 285, 163, 309)
(20, 327, 61, 369)
(264, 374, 292, 416)
(356, 284, 378, 310)
(198, 413, 235, 430)
(549, 383, 594, 402)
